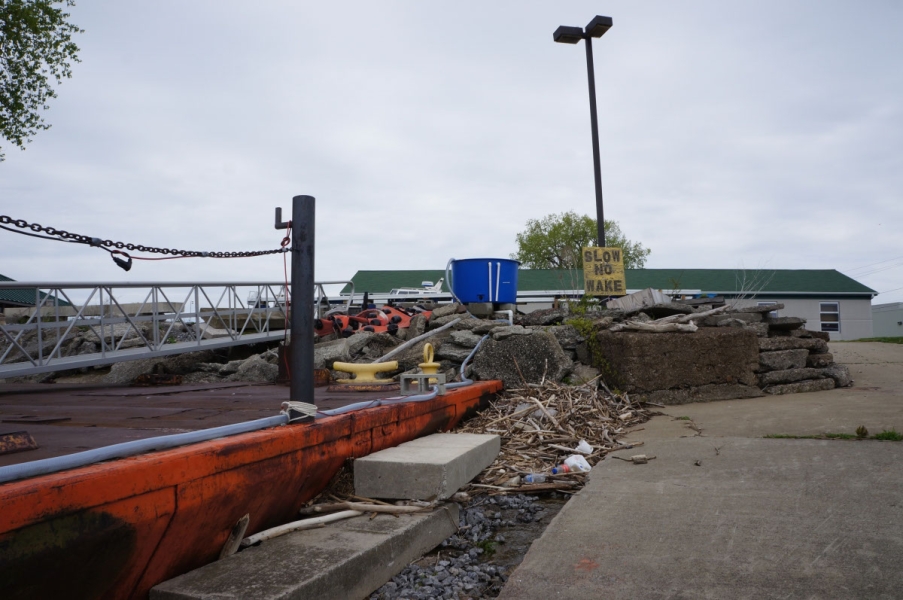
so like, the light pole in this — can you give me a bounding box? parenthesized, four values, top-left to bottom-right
(554, 15, 612, 247)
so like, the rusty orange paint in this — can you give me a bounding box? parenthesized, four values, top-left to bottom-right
(0, 380, 501, 599)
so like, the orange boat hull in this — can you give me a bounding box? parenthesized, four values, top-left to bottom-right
(0, 381, 501, 599)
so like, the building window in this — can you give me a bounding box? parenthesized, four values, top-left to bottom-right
(820, 302, 840, 332)
(757, 301, 778, 318)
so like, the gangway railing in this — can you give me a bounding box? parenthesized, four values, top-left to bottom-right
(0, 280, 353, 379)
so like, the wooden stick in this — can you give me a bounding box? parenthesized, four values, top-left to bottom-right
(241, 510, 363, 547)
(468, 483, 508, 490)
(299, 502, 429, 516)
(530, 397, 564, 433)
(219, 514, 250, 559)
(480, 404, 536, 428)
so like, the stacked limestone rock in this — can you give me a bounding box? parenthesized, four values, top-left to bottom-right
(691, 303, 853, 393)
(733, 306, 853, 394)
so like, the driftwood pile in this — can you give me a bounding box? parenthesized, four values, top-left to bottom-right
(456, 378, 652, 495)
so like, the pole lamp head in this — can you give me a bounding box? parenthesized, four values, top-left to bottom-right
(585, 16, 613, 38)
(553, 25, 584, 44)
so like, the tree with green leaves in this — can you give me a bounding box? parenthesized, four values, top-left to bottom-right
(0, 0, 82, 161)
(512, 211, 651, 269)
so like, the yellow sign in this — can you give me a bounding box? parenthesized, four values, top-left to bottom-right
(582, 247, 626, 296)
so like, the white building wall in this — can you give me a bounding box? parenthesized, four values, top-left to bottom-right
(871, 303, 903, 338)
(735, 297, 873, 341)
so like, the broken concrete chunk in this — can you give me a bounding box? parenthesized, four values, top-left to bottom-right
(821, 364, 852, 387)
(217, 359, 245, 375)
(633, 384, 764, 405)
(435, 343, 474, 363)
(519, 306, 569, 326)
(806, 353, 834, 368)
(703, 312, 763, 327)
(312, 338, 351, 369)
(625, 303, 694, 319)
(430, 302, 464, 319)
(228, 355, 278, 383)
(758, 367, 826, 387)
(763, 378, 835, 395)
(758, 337, 828, 354)
(606, 288, 671, 311)
(729, 302, 786, 314)
(450, 330, 483, 348)
(546, 324, 582, 351)
(758, 349, 809, 372)
(407, 314, 427, 338)
(746, 322, 770, 337)
(491, 325, 533, 341)
(347, 332, 376, 356)
(766, 316, 806, 331)
(448, 317, 485, 331)
(473, 331, 572, 388)
(716, 318, 747, 328)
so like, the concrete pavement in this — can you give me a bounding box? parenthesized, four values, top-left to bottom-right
(499, 342, 903, 599)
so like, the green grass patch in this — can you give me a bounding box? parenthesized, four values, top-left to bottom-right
(765, 431, 903, 441)
(674, 416, 692, 421)
(853, 337, 903, 344)
(874, 429, 903, 441)
(475, 539, 497, 557)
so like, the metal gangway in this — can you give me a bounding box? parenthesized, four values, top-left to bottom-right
(0, 280, 353, 379)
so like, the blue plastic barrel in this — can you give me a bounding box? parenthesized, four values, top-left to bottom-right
(450, 258, 520, 304)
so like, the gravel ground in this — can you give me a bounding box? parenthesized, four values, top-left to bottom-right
(368, 493, 565, 600)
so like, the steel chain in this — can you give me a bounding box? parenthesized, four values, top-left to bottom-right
(0, 214, 288, 257)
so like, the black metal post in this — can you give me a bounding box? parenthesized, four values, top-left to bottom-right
(290, 195, 315, 407)
(583, 36, 606, 248)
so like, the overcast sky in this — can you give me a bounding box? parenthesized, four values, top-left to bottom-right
(1, 1, 901, 303)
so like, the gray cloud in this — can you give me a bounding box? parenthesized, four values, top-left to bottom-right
(1, 1, 900, 301)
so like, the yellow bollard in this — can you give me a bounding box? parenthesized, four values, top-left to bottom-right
(332, 361, 399, 384)
(418, 343, 442, 384)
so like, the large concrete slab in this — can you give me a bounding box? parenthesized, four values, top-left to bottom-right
(500, 437, 903, 600)
(355, 432, 500, 500)
(499, 342, 903, 599)
(151, 503, 459, 600)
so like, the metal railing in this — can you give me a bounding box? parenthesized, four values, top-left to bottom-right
(0, 280, 353, 379)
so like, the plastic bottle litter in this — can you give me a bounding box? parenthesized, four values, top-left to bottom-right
(552, 454, 592, 474)
(574, 440, 593, 454)
(523, 473, 547, 484)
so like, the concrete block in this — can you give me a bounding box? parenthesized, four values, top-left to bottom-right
(758, 349, 809, 372)
(355, 433, 500, 500)
(596, 328, 759, 393)
(151, 504, 459, 600)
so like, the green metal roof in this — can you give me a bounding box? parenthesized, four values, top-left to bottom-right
(344, 268, 876, 297)
(0, 274, 72, 307)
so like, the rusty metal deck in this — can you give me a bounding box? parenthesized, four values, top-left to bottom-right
(0, 382, 400, 467)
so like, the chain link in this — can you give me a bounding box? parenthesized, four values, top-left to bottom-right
(0, 214, 288, 257)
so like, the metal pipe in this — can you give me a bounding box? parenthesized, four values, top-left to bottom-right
(290, 195, 316, 414)
(584, 35, 606, 247)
